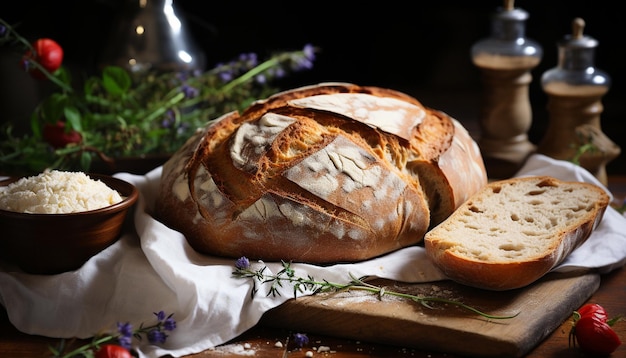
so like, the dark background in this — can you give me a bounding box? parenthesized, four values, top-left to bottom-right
(1, 0, 624, 174)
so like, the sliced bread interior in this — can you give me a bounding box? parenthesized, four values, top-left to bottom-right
(424, 176, 610, 291)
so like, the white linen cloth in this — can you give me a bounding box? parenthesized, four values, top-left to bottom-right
(0, 154, 624, 357)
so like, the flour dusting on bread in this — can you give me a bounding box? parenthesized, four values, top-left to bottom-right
(157, 83, 488, 263)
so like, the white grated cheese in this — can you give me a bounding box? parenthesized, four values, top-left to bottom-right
(0, 170, 123, 214)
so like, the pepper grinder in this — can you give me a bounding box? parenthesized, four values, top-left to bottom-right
(538, 18, 620, 186)
(471, 0, 542, 179)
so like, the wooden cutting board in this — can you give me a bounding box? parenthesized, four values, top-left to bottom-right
(260, 271, 600, 357)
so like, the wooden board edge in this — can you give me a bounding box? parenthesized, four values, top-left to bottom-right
(260, 271, 601, 357)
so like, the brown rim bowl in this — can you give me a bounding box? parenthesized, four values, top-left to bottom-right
(0, 173, 139, 275)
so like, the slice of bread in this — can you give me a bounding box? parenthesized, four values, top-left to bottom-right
(424, 176, 610, 291)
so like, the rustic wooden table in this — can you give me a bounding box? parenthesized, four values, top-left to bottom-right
(1, 176, 625, 357)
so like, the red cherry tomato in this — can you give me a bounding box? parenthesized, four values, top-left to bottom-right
(577, 303, 609, 323)
(94, 344, 132, 358)
(22, 38, 64, 79)
(573, 315, 622, 356)
(42, 121, 82, 148)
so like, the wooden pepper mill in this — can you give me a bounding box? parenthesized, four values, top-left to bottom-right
(471, 0, 542, 179)
(538, 18, 620, 186)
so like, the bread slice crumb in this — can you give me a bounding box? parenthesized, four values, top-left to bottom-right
(424, 176, 610, 290)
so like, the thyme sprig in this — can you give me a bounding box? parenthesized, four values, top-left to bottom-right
(232, 257, 519, 320)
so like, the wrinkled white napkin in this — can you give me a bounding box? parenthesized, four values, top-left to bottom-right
(0, 153, 624, 357)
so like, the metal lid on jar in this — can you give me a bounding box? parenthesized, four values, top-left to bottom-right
(558, 18, 599, 70)
(542, 17, 610, 89)
(490, 0, 529, 41)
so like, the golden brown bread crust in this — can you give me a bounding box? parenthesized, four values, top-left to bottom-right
(156, 83, 487, 263)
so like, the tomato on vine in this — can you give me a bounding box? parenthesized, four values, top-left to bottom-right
(42, 121, 82, 148)
(94, 344, 132, 358)
(569, 303, 622, 355)
(578, 303, 609, 323)
(21, 38, 64, 79)
(573, 316, 622, 355)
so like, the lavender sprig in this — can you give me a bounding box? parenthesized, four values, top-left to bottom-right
(233, 257, 518, 320)
(49, 310, 176, 358)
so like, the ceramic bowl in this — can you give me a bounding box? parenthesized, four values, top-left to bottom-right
(0, 174, 139, 274)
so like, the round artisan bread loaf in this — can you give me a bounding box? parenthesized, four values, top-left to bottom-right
(156, 82, 487, 263)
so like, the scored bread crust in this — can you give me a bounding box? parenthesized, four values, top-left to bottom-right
(156, 82, 487, 263)
(424, 176, 610, 291)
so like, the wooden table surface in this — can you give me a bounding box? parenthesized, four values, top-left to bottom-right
(1, 176, 625, 357)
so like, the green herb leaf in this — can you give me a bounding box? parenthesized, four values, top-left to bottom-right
(102, 66, 132, 96)
(64, 106, 82, 132)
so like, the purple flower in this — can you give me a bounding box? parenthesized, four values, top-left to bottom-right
(147, 328, 168, 344)
(161, 109, 175, 128)
(238, 53, 249, 62)
(117, 334, 133, 349)
(175, 71, 189, 82)
(176, 122, 190, 136)
(218, 64, 234, 82)
(117, 322, 133, 338)
(239, 52, 258, 68)
(0, 24, 7, 38)
(303, 43, 316, 62)
(155, 311, 177, 331)
(269, 67, 286, 79)
(154, 311, 166, 321)
(219, 72, 233, 82)
(181, 84, 199, 98)
(255, 74, 267, 84)
(116, 322, 133, 349)
(293, 333, 309, 347)
(287, 44, 316, 72)
(235, 256, 250, 270)
(164, 317, 177, 331)
(292, 57, 314, 71)
(260, 66, 286, 83)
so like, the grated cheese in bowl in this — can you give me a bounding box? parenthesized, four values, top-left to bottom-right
(0, 170, 124, 214)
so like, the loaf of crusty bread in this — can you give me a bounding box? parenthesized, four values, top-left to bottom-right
(156, 82, 487, 263)
(424, 176, 610, 291)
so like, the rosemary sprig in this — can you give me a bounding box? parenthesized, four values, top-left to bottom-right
(232, 257, 519, 320)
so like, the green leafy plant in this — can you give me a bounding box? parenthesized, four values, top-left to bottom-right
(569, 130, 599, 167)
(233, 257, 519, 320)
(0, 18, 317, 176)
